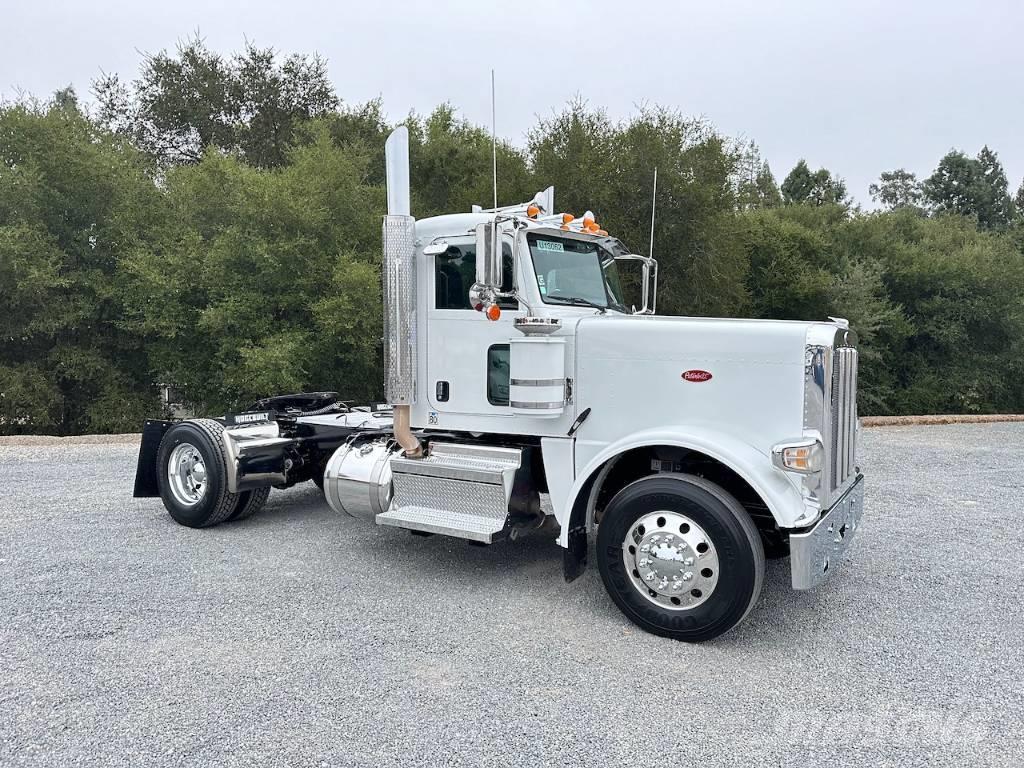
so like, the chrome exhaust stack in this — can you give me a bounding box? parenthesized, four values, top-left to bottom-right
(382, 127, 421, 457)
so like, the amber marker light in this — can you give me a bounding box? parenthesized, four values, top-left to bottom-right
(485, 304, 502, 321)
(770, 440, 824, 474)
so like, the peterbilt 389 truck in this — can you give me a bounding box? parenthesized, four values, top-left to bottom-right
(134, 127, 864, 642)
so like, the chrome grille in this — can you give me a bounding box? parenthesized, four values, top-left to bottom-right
(830, 346, 858, 492)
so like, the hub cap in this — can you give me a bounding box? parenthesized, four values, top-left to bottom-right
(622, 511, 720, 610)
(167, 442, 207, 506)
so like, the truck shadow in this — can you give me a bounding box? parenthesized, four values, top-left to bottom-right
(232, 483, 833, 647)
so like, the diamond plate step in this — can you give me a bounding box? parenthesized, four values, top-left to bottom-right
(378, 443, 523, 543)
(376, 505, 509, 542)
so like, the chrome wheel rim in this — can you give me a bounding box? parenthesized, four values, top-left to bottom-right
(167, 442, 207, 506)
(622, 511, 720, 610)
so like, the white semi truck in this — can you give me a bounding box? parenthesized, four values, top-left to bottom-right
(134, 127, 864, 642)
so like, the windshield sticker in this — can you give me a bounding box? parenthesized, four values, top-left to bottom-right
(536, 240, 564, 252)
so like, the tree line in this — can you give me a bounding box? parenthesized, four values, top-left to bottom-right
(2, 38, 1023, 434)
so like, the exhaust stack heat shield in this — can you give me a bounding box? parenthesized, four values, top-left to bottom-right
(383, 127, 416, 406)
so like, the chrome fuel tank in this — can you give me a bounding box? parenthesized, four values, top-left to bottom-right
(323, 440, 402, 520)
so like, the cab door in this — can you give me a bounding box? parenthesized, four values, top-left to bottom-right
(425, 236, 520, 416)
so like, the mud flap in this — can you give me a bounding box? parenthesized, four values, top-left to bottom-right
(133, 420, 172, 497)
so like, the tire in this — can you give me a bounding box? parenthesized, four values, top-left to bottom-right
(596, 473, 765, 643)
(156, 419, 243, 528)
(311, 453, 329, 493)
(227, 487, 271, 522)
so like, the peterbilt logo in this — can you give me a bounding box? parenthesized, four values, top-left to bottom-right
(682, 370, 713, 383)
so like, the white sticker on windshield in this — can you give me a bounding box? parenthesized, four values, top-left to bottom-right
(536, 240, 564, 252)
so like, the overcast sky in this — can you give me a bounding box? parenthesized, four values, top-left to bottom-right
(4, 0, 1022, 206)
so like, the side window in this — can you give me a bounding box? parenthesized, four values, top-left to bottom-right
(434, 243, 516, 310)
(487, 345, 510, 406)
(434, 245, 475, 310)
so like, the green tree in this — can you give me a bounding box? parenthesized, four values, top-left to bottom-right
(869, 169, 923, 211)
(781, 160, 848, 206)
(865, 213, 1024, 412)
(0, 94, 159, 434)
(922, 147, 1014, 229)
(93, 37, 339, 168)
(736, 143, 781, 209)
(322, 98, 390, 185)
(119, 123, 385, 413)
(406, 104, 534, 217)
(530, 102, 748, 317)
(738, 203, 1024, 414)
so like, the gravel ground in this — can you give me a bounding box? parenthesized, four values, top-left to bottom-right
(1, 424, 1022, 767)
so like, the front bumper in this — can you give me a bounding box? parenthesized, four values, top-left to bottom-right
(789, 475, 864, 589)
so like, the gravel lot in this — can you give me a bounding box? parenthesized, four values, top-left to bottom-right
(2, 424, 1022, 767)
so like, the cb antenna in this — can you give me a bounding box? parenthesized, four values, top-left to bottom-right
(648, 167, 658, 260)
(491, 69, 498, 211)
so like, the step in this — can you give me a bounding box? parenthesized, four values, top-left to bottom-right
(378, 443, 523, 543)
(376, 505, 509, 542)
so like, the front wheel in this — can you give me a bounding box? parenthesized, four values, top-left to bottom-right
(596, 473, 765, 642)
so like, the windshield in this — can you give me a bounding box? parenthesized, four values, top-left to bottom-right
(527, 234, 627, 311)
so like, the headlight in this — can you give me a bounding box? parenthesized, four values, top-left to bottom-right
(771, 439, 824, 475)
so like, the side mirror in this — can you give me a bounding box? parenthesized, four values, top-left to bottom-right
(471, 221, 506, 318)
(614, 254, 658, 315)
(475, 222, 501, 288)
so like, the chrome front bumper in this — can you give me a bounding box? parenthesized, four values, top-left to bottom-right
(790, 475, 864, 590)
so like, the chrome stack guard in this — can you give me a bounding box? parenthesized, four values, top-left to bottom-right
(790, 475, 864, 590)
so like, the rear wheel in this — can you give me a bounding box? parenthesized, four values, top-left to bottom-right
(596, 473, 765, 642)
(156, 419, 242, 528)
(227, 487, 271, 522)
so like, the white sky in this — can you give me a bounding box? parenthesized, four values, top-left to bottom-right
(4, 0, 1022, 205)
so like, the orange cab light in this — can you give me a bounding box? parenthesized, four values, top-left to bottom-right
(527, 205, 540, 218)
(562, 213, 575, 224)
(485, 304, 502, 321)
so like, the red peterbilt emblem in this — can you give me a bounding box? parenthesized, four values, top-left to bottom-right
(682, 370, 713, 382)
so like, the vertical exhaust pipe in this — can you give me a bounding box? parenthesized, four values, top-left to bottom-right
(383, 127, 422, 457)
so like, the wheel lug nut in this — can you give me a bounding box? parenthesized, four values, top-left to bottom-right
(682, 572, 693, 581)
